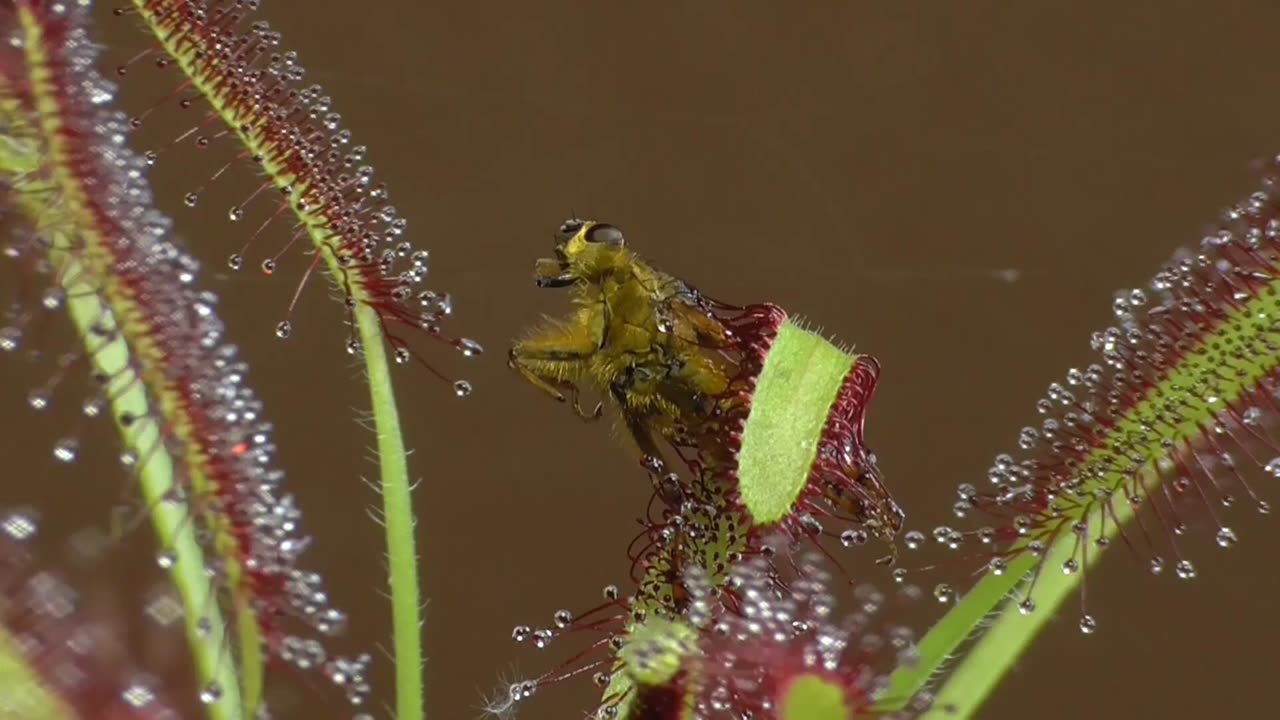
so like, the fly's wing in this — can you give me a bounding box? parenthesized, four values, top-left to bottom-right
(646, 272, 731, 351)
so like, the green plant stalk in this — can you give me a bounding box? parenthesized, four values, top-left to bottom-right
(354, 302, 425, 720)
(878, 553, 1035, 711)
(880, 503, 1124, 719)
(920, 498, 1122, 719)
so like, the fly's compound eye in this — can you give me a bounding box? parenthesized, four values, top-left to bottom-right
(585, 223, 625, 247)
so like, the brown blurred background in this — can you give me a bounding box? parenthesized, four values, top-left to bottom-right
(4, 1, 1280, 718)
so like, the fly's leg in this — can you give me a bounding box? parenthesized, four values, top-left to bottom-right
(611, 382, 686, 505)
(509, 313, 603, 421)
(567, 384, 604, 421)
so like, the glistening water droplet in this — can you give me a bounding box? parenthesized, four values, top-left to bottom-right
(27, 389, 50, 411)
(51, 438, 78, 463)
(0, 327, 20, 352)
(199, 683, 222, 704)
(455, 338, 483, 357)
(932, 584, 955, 603)
(840, 529, 868, 547)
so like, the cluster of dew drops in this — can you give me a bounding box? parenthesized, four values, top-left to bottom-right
(0, 508, 183, 718)
(881, 369, 1280, 640)
(118, 19, 483, 397)
(504, 583, 626, 709)
(0, 285, 134, 468)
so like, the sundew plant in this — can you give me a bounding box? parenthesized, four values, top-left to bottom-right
(2, 2, 1279, 720)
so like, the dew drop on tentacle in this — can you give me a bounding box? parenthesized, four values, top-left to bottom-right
(452, 380, 473, 397)
(81, 397, 103, 418)
(275, 320, 292, 339)
(1079, 614, 1097, 634)
(1, 510, 38, 541)
(1149, 555, 1166, 575)
(840, 528, 868, 547)
(1267, 457, 1280, 478)
(932, 584, 955, 603)
(51, 437, 79, 463)
(198, 683, 222, 705)
(155, 550, 176, 570)
(0, 327, 21, 353)
(27, 388, 50, 411)
(42, 288, 65, 310)
(453, 337, 483, 357)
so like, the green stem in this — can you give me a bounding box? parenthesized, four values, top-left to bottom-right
(354, 303, 424, 720)
(883, 496, 1129, 718)
(879, 554, 1034, 711)
(925, 503, 1126, 718)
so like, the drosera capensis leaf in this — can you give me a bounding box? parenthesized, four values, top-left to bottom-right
(883, 155, 1280, 718)
(2, 2, 364, 716)
(118, 0, 483, 382)
(736, 320, 857, 524)
(1, 3, 243, 715)
(729, 317, 903, 559)
(112, 3, 489, 719)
